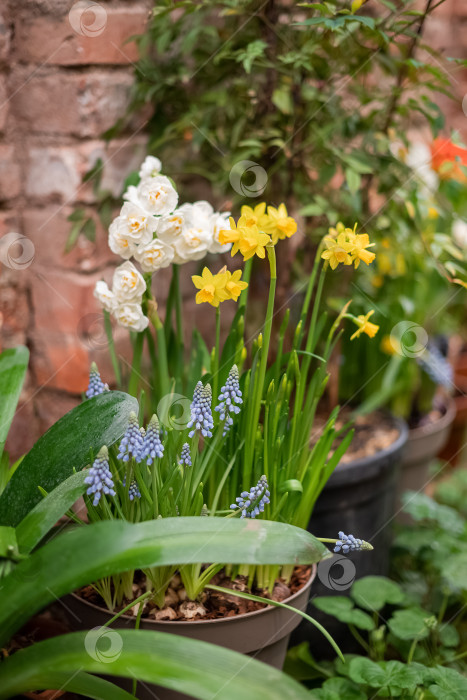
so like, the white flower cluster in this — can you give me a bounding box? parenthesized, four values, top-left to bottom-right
(94, 156, 232, 331)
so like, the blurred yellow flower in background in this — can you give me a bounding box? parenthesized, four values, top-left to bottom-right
(321, 222, 375, 270)
(350, 310, 379, 340)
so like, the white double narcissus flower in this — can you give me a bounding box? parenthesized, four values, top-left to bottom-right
(209, 211, 232, 254)
(171, 201, 214, 263)
(108, 203, 158, 259)
(134, 175, 179, 216)
(139, 155, 162, 180)
(134, 237, 175, 272)
(94, 280, 117, 313)
(114, 302, 149, 332)
(112, 261, 146, 303)
(156, 211, 185, 244)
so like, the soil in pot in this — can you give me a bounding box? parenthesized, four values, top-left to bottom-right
(65, 566, 316, 700)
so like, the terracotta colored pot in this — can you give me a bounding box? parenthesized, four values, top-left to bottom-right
(64, 565, 316, 700)
(397, 397, 456, 520)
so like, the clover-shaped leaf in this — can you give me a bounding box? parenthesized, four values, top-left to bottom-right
(351, 576, 404, 611)
(312, 596, 375, 630)
(388, 607, 432, 641)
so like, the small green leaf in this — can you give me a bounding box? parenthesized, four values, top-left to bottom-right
(442, 552, 467, 592)
(0, 346, 29, 461)
(314, 676, 366, 700)
(82, 217, 96, 243)
(349, 658, 420, 692)
(388, 607, 431, 641)
(351, 576, 404, 611)
(313, 596, 375, 630)
(0, 526, 17, 558)
(401, 492, 464, 534)
(67, 208, 86, 223)
(345, 168, 361, 194)
(428, 666, 467, 699)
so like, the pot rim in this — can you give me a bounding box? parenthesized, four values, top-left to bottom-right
(69, 563, 317, 628)
(408, 395, 456, 441)
(335, 413, 408, 473)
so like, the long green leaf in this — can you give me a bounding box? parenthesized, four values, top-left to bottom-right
(15, 471, 87, 554)
(0, 631, 311, 700)
(0, 517, 329, 644)
(0, 670, 138, 700)
(0, 391, 138, 527)
(0, 346, 29, 458)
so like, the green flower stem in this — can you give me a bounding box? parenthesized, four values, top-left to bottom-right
(102, 590, 152, 628)
(148, 306, 170, 398)
(349, 624, 370, 653)
(128, 332, 144, 397)
(244, 245, 277, 487)
(212, 306, 221, 411)
(239, 257, 253, 310)
(407, 637, 419, 664)
(103, 310, 121, 387)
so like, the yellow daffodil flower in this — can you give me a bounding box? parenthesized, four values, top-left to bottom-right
(351, 233, 376, 268)
(240, 203, 269, 230)
(224, 269, 248, 301)
(192, 267, 229, 307)
(350, 310, 379, 340)
(381, 335, 399, 355)
(322, 222, 376, 270)
(321, 232, 354, 269)
(263, 203, 297, 244)
(219, 217, 270, 261)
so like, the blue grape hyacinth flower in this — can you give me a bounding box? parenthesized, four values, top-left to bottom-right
(334, 531, 373, 554)
(215, 364, 242, 435)
(85, 362, 108, 399)
(231, 475, 270, 519)
(187, 381, 214, 438)
(117, 412, 144, 462)
(139, 414, 164, 465)
(84, 446, 115, 507)
(122, 476, 141, 501)
(178, 442, 192, 467)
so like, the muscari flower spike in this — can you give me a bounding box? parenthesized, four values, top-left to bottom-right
(178, 442, 192, 467)
(85, 362, 108, 399)
(334, 531, 373, 555)
(117, 412, 144, 462)
(215, 365, 242, 435)
(231, 475, 270, 519)
(84, 446, 115, 507)
(139, 414, 164, 465)
(122, 476, 142, 501)
(187, 381, 214, 438)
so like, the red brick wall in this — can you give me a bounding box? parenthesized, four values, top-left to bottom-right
(0, 0, 151, 457)
(1, 0, 466, 458)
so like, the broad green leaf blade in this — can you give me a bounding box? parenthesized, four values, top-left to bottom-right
(3, 670, 139, 700)
(15, 471, 88, 554)
(0, 346, 29, 458)
(0, 517, 330, 644)
(0, 391, 138, 527)
(0, 630, 311, 700)
(388, 607, 432, 641)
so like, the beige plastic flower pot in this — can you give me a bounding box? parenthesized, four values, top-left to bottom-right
(396, 397, 456, 522)
(64, 565, 316, 700)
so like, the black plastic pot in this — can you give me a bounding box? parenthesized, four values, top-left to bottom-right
(291, 415, 408, 654)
